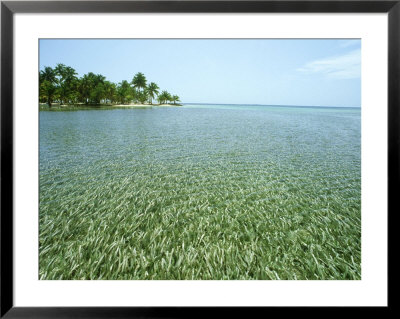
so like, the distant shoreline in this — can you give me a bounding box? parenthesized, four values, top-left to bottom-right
(185, 103, 361, 109)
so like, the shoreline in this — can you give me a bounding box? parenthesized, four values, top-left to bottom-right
(112, 103, 181, 108)
(39, 103, 182, 111)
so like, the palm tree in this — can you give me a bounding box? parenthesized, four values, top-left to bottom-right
(39, 67, 57, 107)
(117, 80, 131, 104)
(79, 73, 105, 104)
(40, 66, 57, 84)
(158, 90, 170, 104)
(171, 95, 180, 105)
(132, 72, 147, 93)
(78, 74, 92, 104)
(165, 92, 172, 104)
(146, 82, 159, 104)
(55, 64, 78, 105)
(104, 81, 116, 104)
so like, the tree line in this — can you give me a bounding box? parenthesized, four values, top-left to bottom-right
(39, 64, 181, 107)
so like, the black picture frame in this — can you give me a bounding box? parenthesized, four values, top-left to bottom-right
(1, 0, 396, 317)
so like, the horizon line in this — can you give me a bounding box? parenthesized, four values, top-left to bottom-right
(182, 102, 361, 108)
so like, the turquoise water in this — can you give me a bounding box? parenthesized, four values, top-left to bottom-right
(39, 104, 361, 280)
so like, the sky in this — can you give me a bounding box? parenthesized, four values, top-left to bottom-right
(40, 39, 361, 107)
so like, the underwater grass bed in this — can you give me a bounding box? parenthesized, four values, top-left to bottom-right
(39, 106, 361, 280)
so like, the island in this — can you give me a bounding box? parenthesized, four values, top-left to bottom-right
(39, 64, 181, 110)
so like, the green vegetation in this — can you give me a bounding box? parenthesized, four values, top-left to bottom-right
(39, 64, 181, 108)
(39, 163, 361, 280)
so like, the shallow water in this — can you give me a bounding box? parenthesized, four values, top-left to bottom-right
(39, 104, 361, 280)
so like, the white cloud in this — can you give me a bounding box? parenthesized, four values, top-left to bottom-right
(297, 49, 361, 79)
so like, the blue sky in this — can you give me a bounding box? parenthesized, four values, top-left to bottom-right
(40, 39, 361, 107)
